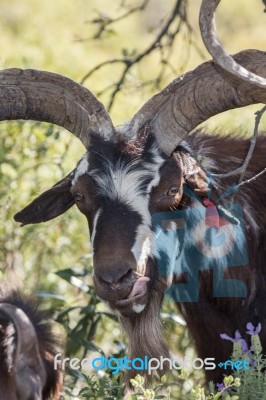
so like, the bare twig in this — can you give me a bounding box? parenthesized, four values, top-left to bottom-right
(238, 105, 266, 185)
(107, 0, 187, 111)
(80, 0, 189, 112)
(238, 167, 266, 188)
(80, 59, 125, 85)
(211, 105, 266, 179)
(88, 0, 150, 40)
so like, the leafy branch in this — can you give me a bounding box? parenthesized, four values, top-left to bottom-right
(81, 0, 189, 112)
(87, 0, 151, 40)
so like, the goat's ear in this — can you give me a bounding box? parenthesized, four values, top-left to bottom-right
(14, 175, 75, 226)
(172, 149, 210, 196)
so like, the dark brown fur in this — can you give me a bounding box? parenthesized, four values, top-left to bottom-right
(13, 131, 266, 386)
(118, 132, 266, 384)
(175, 132, 266, 382)
(0, 290, 62, 399)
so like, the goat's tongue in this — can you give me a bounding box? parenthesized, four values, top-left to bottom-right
(128, 277, 150, 299)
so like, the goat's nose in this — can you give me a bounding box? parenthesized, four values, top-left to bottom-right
(96, 267, 134, 288)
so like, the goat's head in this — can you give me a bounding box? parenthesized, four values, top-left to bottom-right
(1, 0, 266, 375)
(13, 126, 208, 316)
(70, 133, 207, 316)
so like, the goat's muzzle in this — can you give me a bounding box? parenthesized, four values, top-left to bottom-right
(93, 268, 150, 317)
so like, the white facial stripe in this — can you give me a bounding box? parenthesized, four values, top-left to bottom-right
(129, 149, 164, 267)
(91, 209, 102, 248)
(91, 145, 165, 227)
(127, 191, 151, 226)
(150, 146, 165, 167)
(131, 224, 155, 272)
(146, 170, 161, 194)
(81, 145, 165, 269)
(72, 155, 89, 185)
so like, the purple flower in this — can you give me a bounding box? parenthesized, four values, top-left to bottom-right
(216, 382, 225, 391)
(220, 331, 240, 343)
(246, 322, 261, 336)
(220, 331, 249, 354)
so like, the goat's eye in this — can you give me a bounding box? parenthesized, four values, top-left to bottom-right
(73, 193, 84, 202)
(167, 187, 179, 196)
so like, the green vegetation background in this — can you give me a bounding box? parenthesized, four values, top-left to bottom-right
(0, 0, 265, 398)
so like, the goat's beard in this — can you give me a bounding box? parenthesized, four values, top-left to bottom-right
(119, 275, 171, 385)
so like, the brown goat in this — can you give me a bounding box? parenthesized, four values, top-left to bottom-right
(0, 290, 62, 399)
(0, 0, 266, 385)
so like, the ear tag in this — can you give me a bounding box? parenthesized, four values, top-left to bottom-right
(203, 198, 220, 228)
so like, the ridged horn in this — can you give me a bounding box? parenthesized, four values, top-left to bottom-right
(199, 0, 266, 89)
(128, 1, 266, 155)
(0, 68, 115, 148)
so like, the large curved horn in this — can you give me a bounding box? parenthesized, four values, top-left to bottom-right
(0, 69, 115, 148)
(128, 2, 266, 155)
(200, 0, 266, 89)
(0, 303, 46, 399)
